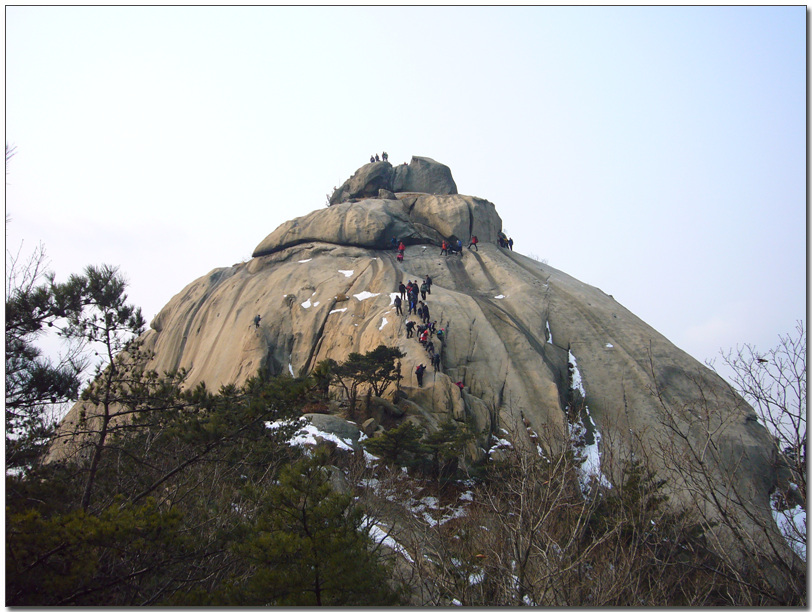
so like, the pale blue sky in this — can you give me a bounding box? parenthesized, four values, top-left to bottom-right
(6, 6, 807, 382)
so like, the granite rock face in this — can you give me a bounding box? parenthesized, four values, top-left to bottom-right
(392, 156, 457, 195)
(55, 157, 785, 558)
(328, 156, 456, 205)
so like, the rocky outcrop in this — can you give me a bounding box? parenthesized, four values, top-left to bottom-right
(392, 156, 457, 195)
(252, 194, 500, 257)
(55, 157, 787, 565)
(328, 156, 456, 205)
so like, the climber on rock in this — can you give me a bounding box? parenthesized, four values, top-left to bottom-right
(468, 235, 478, 251)
(508, 237, 514, 250)
(398, 241, 406, 256)
(431, 351, 441, 372)
(441, 240, 448, 256)
(419, 329, 430, 346)
(253, 314, 262, 329)
(420, 281, 428, 301)
(424, 274, 432, 294)
(416, 364, 426, 387)
(370, 155, 375, 163)
(399, 282, 407, 300)
(405, 320, 416, 338)
(421, 303, 430, 325)
(394, 295, 403, 315)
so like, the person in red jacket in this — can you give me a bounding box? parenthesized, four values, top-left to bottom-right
(468, 235, 479, 251)
(440, 240, 448, 256)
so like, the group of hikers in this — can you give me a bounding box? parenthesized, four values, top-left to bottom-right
(391, 276, 446, 387)
(393, 227, 513, 262)
(370, 152, 389, 163)
(497, 231, 514, 250)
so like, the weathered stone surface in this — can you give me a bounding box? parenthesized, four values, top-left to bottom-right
(252, 199, 415, 256)
(253, 192, 502, 258)
(329, 161, 394, 205)
(370, 395, 404, 417)
(392, 156, 457, 195)
(54, 157, 785, 561)
(361, 418, 378, 437)
(305, 413, 362, 450)
(328, 156, 457, 206)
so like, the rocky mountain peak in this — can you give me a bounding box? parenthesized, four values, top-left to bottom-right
(328, 155, 458, 206)
(254, 157, 496, 257)
(55, 155, 790, 569)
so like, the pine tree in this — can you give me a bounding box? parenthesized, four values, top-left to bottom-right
(228, 448, 402, 605)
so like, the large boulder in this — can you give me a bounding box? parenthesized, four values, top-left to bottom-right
(329, 161, 394, 205)
(393, 156, 457, 195)
(252, 199, 413, 256)
(253, 193, 502, 257)
(328, 156, 457, 206)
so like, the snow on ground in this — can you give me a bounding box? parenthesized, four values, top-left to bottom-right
(338, 269, 354, 277)
(362, 516, 414, 563)
(568, 350, 612, 494)
(494, 294, 506, 299)
(388, 292, 399, 305)
(329, 307, 347, 314)
(771, 493, 807, 561)
(379, 317, 388, 330)
(546, 320, 553, 344)
(354, 291, 379, 301)
(298, 258, 312, 263)
(288, 361, 294, 376)
(265, 417, 356, 453)
(568, 349, 585, 396)
(488, 436, 513, 456)
(301, 291, 319, 309)
(605, 343, 614, 348)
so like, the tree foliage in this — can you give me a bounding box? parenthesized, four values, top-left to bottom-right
(218, 448, 403, 606)
(326, 345, 404, 415)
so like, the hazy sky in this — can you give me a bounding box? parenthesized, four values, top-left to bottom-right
(6, 6, 806, 383)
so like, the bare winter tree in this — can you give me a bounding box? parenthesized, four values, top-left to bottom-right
(716, 322, 806, 503)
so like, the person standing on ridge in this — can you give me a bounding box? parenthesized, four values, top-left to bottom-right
(508, 237, 514, 250)
(468, 235, 478, 251)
